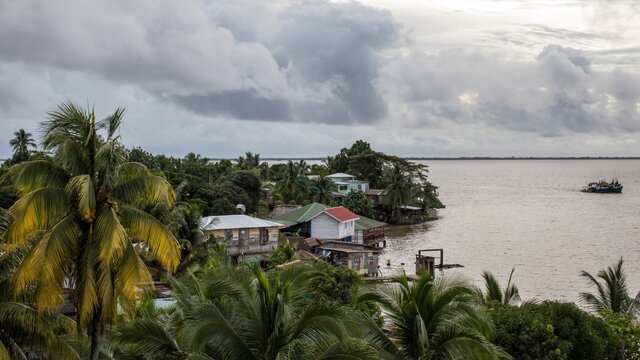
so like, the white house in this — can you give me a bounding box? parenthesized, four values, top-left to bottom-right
(308, 206, 360, 242)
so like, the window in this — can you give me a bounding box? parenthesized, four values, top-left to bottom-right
(239, 229, 249, 241)
(357, 184, 362, 190)
(339, 185, 348, 191)
(224, 229, 233, 240)
(259, 228, 269, 245)
(343, 223, 347, 229)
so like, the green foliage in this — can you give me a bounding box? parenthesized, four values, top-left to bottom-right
(491, 301, 622, 360)
(580, 257, 636, 315)
(9, 129, 37, 163)
(109, 261, 377, 360)
(308, 261, 363, 306)
(268, 239, 297, 266)
(478, 267, 523, 306)
(309, 174, 337, 205)
(223, 170, 262, 213)
(356, 272, 511, 359)
(601, 309, 640, 359)
(1, 102, 181, 360)
(326, 140, 443, 224)
(343, 190, 375, 218)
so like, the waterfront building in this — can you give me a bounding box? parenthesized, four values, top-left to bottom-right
(199, 214, 283, 262)
(270, 202, 386, 247)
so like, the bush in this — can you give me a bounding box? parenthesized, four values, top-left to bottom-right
(491, 301, 623, 360)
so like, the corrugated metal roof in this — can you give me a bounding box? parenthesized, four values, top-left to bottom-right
(269, 203, 329, 226)
(270, 202, 384, 230)
(355, 217, 386, 230)
(327, 173, 356, 178)
(323, 207, 360, 222)
(200, 215, 283, 230)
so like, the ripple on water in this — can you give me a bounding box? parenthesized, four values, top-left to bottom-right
(380, 160, 640, 305)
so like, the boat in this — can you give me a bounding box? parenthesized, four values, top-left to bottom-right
(581, 179, 623, 193)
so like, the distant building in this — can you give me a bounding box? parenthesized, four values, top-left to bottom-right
(199, 214, 283, 261)
(327, 173, 370, 194)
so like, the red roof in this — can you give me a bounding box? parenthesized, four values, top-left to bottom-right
(323, 206, 360, 222)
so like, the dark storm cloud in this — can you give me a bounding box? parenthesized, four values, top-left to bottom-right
(0, 0, 398, 126)
(272, 0, 399, 124)
(170, 90, 293, 121)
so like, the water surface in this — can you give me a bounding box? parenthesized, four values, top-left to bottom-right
(382, 160, 640, 303)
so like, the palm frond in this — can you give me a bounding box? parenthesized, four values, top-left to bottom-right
(2, 160, 69, 196)
(96, 107, 125, 140)
(119, 206, 180, 272)
(4, 187, 70, 247)
(0, 302, 79, 360)
(113, 175, 176, 208)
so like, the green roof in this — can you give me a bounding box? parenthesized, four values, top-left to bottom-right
(270, 202, 385, 230)
(270, 203, 329, 227)
(355, 216, 386, 230)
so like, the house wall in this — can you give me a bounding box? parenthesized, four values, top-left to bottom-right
(204, 226, 279, 256)
(310, 213, 340, 239)
(338, 220, 355, 240)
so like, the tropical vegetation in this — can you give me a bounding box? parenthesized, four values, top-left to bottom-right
(1, 103, 639, 359)
(1, 102, 181, 359)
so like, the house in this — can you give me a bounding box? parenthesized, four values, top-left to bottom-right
(199, 214, 283, 261)
(314, 241, 382, 276)
(365, 189, 385, 206)
(327, 173, 370, 194)
(270, 202, 386, 247)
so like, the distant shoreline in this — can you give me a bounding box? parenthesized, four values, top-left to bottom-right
(4, 156, 640, 162)
(223, 157, 640, 161)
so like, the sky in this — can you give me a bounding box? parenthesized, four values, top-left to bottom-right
(1, 0, 639, 159)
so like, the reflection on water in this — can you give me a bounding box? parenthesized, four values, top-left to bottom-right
(379, 160, 640, 304)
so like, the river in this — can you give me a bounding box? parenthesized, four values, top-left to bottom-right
(381, 160, 640, 304)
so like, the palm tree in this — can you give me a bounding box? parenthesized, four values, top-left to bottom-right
(1, 102, 181, 360)
(478, 267, 522, 306)
(356, 272, 511, 359)
(0, 247, 79, 360)
(110, 262, 376, 360)
(310, 175, 338, 205)
(9, 129, 37, 162)
(274, 161, 311, 204)
(580, 258, 637, 315)
(383, 163, 411, 223)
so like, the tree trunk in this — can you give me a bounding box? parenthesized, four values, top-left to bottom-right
(89, 312, 102, 360)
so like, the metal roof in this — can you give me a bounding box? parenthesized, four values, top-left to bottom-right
(354, 217, 386, 230)
(200, 215, 283, 230)
(269, 203, 329, 227)
(321, 207, 360, 222)
(327, 173, 356, 178)
(270, 202, 384, 230)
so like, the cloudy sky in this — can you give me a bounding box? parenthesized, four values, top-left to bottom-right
(1, 0, 639, 158)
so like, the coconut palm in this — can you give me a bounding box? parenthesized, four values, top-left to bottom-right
(1, 102, 180, 360)
(111, 262, 376, 360)
(580, 258, 637, 315)
(383, 163, 411, 223)
(274, 160, 311, 204)
(310, 175, 338, 205)
(0, 247, 79, 360)
(478, 267, 522, 306)
(356, 272, 511, 359)
(8, 129, 37, 162)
